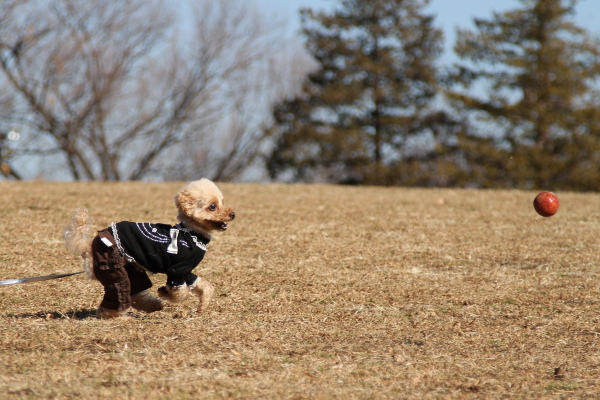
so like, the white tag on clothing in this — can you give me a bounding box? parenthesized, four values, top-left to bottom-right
(167, 228, 179, 254)
(100, 237, 113, 247)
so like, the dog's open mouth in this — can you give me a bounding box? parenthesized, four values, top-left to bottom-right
(210, 221, 228, 231)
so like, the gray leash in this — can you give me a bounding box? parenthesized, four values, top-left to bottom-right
(0, 271, 84, 285)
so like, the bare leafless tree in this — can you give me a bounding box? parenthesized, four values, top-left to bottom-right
(166, 36, 318, 182)
(0, 0, 313, 181)
(0, 0, 174, 180)
(158, 2, 317, 182)
(0, 0, 32, 179)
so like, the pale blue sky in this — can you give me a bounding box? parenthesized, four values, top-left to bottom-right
(10, 0, 600, 180)
(270, 0, 600, 62)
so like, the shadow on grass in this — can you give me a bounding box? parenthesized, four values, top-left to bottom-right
(6, 309, 98, 320)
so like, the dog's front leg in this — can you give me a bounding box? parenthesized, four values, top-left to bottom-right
(189, 278, 214, 314)
(157, 284, 189, 303)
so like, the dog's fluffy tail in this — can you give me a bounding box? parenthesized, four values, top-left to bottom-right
(63, 207, 95, 280)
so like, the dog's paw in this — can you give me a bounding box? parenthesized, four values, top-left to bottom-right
(131, 289, 164, 313)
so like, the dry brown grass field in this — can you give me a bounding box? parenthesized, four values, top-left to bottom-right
(1, 181, 599, 399)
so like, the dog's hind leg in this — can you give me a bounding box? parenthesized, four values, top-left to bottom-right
(96, 305, 131, 319)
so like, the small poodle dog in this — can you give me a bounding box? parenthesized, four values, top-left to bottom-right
(63, 178, 235, 318)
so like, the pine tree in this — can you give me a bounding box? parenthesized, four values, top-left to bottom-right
(267, 0, 444, 185)
(448, 0, 600, 190)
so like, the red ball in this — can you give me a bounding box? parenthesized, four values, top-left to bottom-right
(533, 192, 559, 217)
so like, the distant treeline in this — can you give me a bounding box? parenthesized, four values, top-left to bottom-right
(1, 0, 599, 190)
(268, 0, 600, 190)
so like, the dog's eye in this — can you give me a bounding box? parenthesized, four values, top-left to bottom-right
(208, 203, 217, 211)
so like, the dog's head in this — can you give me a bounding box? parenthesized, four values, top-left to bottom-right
(174, 179, 235, 237)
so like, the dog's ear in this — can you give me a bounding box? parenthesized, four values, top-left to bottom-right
(174, 188, 198, 217)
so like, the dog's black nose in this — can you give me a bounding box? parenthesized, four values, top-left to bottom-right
(229, 211, 236, 220)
